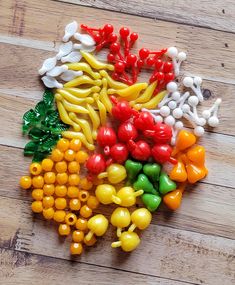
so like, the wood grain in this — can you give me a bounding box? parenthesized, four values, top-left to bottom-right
(57, 0, 235, 33)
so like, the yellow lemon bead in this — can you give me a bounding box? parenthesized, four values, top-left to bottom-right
(29, 162, 42, 176)
(80, 177, 93, 190)
(56, 173, 68, 185)
(70, 242, 83, 255)
(55, 185, 67, 197)
(41, 158, 54, 171)
(32, 189, 44, 201)
(55, 198, 67, 210)
(32, 175, 44, 189)
(128, 208, 152, 232)
(111, 207, 131, 237)
(67, 186, 79, 198)
(58, 224, 71, 236)
(51, 148, 64, 162)
(43, 184, 55, 196)
(43, 207, 55, 220)
(68, 174, 80, 186)
(84, 235, 97, 246)
(95, 184, 121, 205)
(78, 190, 89, 202)
(44, 172, 56, 184)
(68, 161, 80, 173)
(20, 176, 32, 190)
(87, 196, 99, 209)
(111, 231, 140, 252)
(98, 163, 127, 184)
(65, 213, 77, 226)
(55, 161, 67, 173)
(64, 149, 76, 162)
(85, 214, 108, 241)
(53, 210, 66, 223)
(80, 205, 92, 219)
(117, 187, 143, 207)
(42, 196, 54, 208)
(69, 198, 81, 211)
(75, 151, 88, 164)
(31, 201, 43, 213)
(72, 230, 84, 243)
(75, 218, 88, 231)
(57, 138, 70, 152)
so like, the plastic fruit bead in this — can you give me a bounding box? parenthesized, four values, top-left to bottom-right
(128, 208, 152, 232)
(141, 194, 162, 212)
(20, 176, 32, 189)
(84, 235, 97, 246)
(111, 207, 131, 237)
(42, 196, 54, 208)
(116, 187, 144, 207)
(97, 126, 117, 153)
(78, 190, 89, 202)
(58, 224, 71, 236)
(67, 186, 79, 198)
(85, 214, 109, 241)
(87, 195, 100, 209)
(133, 111, 154, 131)
(56, 172, 68, 185)
(32, 175, 44, 188)
(32, 189, 44, 201)
(68, 174, 80, 186)
(65, 213, 77, 226)
(68, 161, 80, 173)
(55, 161, 67, 173)
(64, 149, 76, 161)
(51, 148, 64, 162)
(133, 174, 158, 195)
(111, 231, 140, 252)
(128, 140, 151, 161)
(55, 185, 67, 197)
(55, 197, 67, 210)
(95, 184, 121, 205)
(31, 201, 43, 213)
(80, 205, 93, 218)
(152, 144, 177, 165)
(76, 218, 88, 231)
(86, 154, 106, 175)
(172, 130, 196, 156)
(70, 242, 83, 255)
(53, 210, 66, 223)
(110, 96, 136, 122)
(159, 172, 177, 195)
(44, 172, 56, 184)
(169, 160, 187, 182)
(108, 143, 129, 164)
(80, 177, 93, 190)
(69, 198, 81, 211)
(41, 158, 54, 172)
(144, 123, 172, 144)
(72, 230, 84, 242)
(43, 208, 55, 220)
(29, 162, 42, 175)
(75, 150, 88, 164)
(57, 138, 70, 152)
(163, 183, 186, 210)
(97, 163, 127, 184)
(125, 160, 142, 183)
(43, 184, 55, 196)
(70, 138, 82, 151)
(143, 163, 161, 183)
(117, 122, 138, 143)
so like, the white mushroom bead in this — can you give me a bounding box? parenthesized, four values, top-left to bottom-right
(171, 91, 181, 101)
(194, 126, 205, 137)
(202, 110, 211, 119)
(193, 76, 202, 86)
(167, 47, 178, 58)
(172, 108, 183, 119)
(188, 96, 199, 106)
(208, 116, 219, 127)
(160, 106, 170, 117)
(183, 77, 194, 88)
(177, 52, 187, 61)
(167, 81, 178, 93)
(168, 101, 177, 109)
(164, 115, 175, 126)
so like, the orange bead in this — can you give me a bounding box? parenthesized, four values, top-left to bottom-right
(67, 186, 79, 198)
(55, 161, 67, 173)
(65, 213, 77, 226)
(84, 235, 97, 246)
(55, 185, 67, 197)
(87, 195, 99, 209)
(31, 201, 43, 213)
(68, 161, 80, 174)
(20, 176, 32, 190)
(43, 207, 55, 219)
(42, 196, 54, 208)
(75, 218, 88, 231)
(57, 138, 70, 152)
(55, 198, 67, 210)
(53, 210, 66, 223)
(29, 162, 42, 176)
(32, 189, 44, 201)
(78, 190, 89, 202)
(44, 172, 56, 184)
(64, 149, 76, 162)
(70, 242, 83, 255)
(51, 148, 64, 162)
(169, 161, 187, 182)
(163, 189, 183, 210)
(41, 158, 54, 172)
(32, 175, 44, 188)
(58, 224, 71, 236)
(69, 198, 81, 211)
(56, 173, 68, 185)
(68, 174, 80, 186)
(72, 230, 84, 243)
(43, 184, 55, 196)
(69, 138, 82, 151)
(173, 130, 196, 155)
(80, 177, 93, 190)
(80, 205, 92, 218)
(75, 151, 88, 164)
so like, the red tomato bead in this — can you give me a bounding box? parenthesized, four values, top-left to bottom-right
(117, 122, 138, 143)
(86, 154, 106, 175)
(110, 143, 129, 164)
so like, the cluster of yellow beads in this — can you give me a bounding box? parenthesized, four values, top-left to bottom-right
(20, 138, 100, 255)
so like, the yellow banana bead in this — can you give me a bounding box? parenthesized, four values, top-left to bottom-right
(56, 89, 94, 105)
(62, 131, 95, 150)
(66, 62, 101, 79)
(134, 90, 167, 110)
(80, 51, 114, 71)
(86, 103, 100, 140)
(93, 93, 107, 126)
(99, 70, 128, 89)
(63, 86, 101, 98)
(64, 75, 102, 88)
(110, 207, 131, 237)
(57, 96, 89, 114)
(107, 82, 148, 98)
(99, 77, 112, 113)
(130, 81, 157, 105)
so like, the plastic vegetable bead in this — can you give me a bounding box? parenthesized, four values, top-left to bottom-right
(65, 213, 77, 226)
(32, 189, 44, 201)
(111, 207, 131, 237)
(55, 185, 67, 197)
(128, 208, 152, 232)
(172, 130, 196, 156)
(144, 122, 172, 144)
(110, 96, 136, 122)
(68, 161, 80, 173)
(117, 122, 138, 143)
(85, 214, 109, 241)
(42, 196, 54, 208)
(69, 198, 81, 211)
(43, 184, 55, 196)
(55, 198, 67, 210)
(116, 187, 144, 207)
(143, 163, 161, 183)
(133, 111, 154, 131)
(111, 231, 140, 252)
(169, 160, 187, 182)
(53, 210, 66, 223)
(20, 176, 32, 189)
(68, 174, 80, 186)
(152, 144, 177, 165)
(69, 138, 82, 151)
(133, 174, 158, 195)
(41, 158, 54, 172)
(64, 149, 76, 161)
(72, 230, 84, 243)
(86, 154, 106, 175)
(67, 186, 79, 198)
(75, 150, 89, 164)
(95, 184, 121, 205)
(97, 163, 127, 184)
(163, 183, 186, 210)
(128, 140, 151, 161)
(141, 194, 162, 212)
(55, 161, 67, 173)
(80, 177, 93, 190)
(44, 172, 56, 184)
(70, 242, 83, 255)
(57, 138, 70, 152)
(58, 224, 71, 236)
(51, 148, 64, 162)
(80, 205, 93, 218)
(76, 218, 88, 231)
(43, 208, 55, 220)
(78, 190, 89, 202)
(125, 160, 143, 183)
(87, 195, 100, 209)
(56, 173, 68, 185)
(159, 172, 177, 195)
(32, 176, 44, 189)
(31, 201, 43, 213)
(108, 143, 129, 164)
(29, 162, 42, 176)
(97, 126, 117, 153)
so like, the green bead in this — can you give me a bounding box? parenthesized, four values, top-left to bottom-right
(133, 174, 158, 195)
(125, 160, 143, 183)
(159, 172, 176, 195)
(141, 193, 162, 212)
(143, 163, 161, 183)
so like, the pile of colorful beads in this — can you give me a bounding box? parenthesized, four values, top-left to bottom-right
(19, 21, 221, 255)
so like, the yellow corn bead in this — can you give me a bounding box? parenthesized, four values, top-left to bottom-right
(63, 86, 101, 98)
(43, 184, 55, 196)
(56, 89, 94, 105)
(44, 172, 56, 184)
(29, 162, 42, 176)
(31, 201, 43, 213)
(43, 208, 55, 220)
(93, 93, 106, 126)
(67, 186, 79, 198)
(53, 210, 66, 223)
(55, 185, 67, 197)
(99, 78, 112, 113)
(32, 189, 44, 201)
(32, 176, 44, 189)
(20, 176, 32, 190)
(55, 161, 67, 173)
(65, 213, 77, 226)
(66, 62, 101, 79)
(55, 198, 67, 210)
(99, 70, 128, 89)
(86, 103, 100, 140)
(57, 101, 81, 131)
(70, 242, 83, 255)
(69, 198, 81, 211)
(80, 51, 114, 71)
(64, 75, 101, 88)
(42, 196, 54, 208)
(58, 224, 71, 236)
(41, 158, 54, 172)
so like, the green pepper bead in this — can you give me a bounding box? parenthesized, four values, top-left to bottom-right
(141, 193, 162, 212)
(133, 174, 158, 195)
(143, 163, 161, 183)
(125, 159, 143, 183)
(159, 172, 177, 195)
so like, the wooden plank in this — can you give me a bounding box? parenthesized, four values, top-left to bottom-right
(0, 0, 235, 85)
(0, 248, 189, 285)
(57, 0, 235, 33)
(0, 196, 234, 285)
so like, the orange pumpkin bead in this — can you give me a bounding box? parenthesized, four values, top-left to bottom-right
(43, 207, 55, 220)
(32, 189, 44, 201)
(72, 230, 84, 243)
(42, 196, 54, 208)
(57, 138, 70, 152)
(69, 138, 81, 151)
(55, 185, 67, 197)
(43, 184, 55, 196)
(69, 198, 81, 211)
(31, 201, 43, 213)
(67, 186, 79, 198)
(75, 151, 88, 164)
(65, 213, 77, 226)
(44, 172, 56, 184)
(75, 218, 88, 231)
(56, 173, 68, 185)
(64, 149, 76, 162)
(41, 158, 54, 171)
(53, 210, 66, 223)
(58, 224, 71, 236)
(29, 162, 42, 176)
(20, 176, 32, 190)
(51, 148, 64, 162)
(70, 242, 83, 255)
(32, 175, 44, 188)
(68, 161, 80, 174)
(55, 161, 67, 173)
(55, 198, 67, 210)
(87, 195, 99, 209)
(80, 205, 92, 218)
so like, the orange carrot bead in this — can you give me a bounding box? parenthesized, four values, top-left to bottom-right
(80, 177, 93, 190)
(72, 230, 84, 243)
(29, 162, 42, 176)
(68, 161, 80, 174)
(53, 210, 66, 223)
(75, 151, 88, 164)
(58, 224, 71, 236)
(78, 190, 89, 202)
(55, 161, 67, 173)
(55, 185, 67, 197)
(43, 207, 55, 220)
(55, 198, 67, 210)
(42, 196, 54, 208)
(70, 242, 83, 255)
(69, 199, 81, 211)
(32, 189, 44, 201)
(68, 174, 80, 186)
(65, 213, 77, 226)
(43, 184, 55, 196)
(67, 186, 79, 198)
(64, 149, 76, 162)
(31, 201, 43, 213)
(44, 172, 56, 184)
(80, 205, 92, 218)
(87, 195, 99, 209)
(51, 148, 64, 162)
(57, 138, 70, 152)
(20, 176, 32, 190)
(41, 158, 54, 172)
(32, 175, 44, 189)
(69, 138, 82, 152)
(56, 173, 68, 185)
(84, 235, 97, 246)
(75, 218, 88, 231)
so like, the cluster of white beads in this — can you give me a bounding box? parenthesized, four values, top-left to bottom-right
(38, 21, 96, 88)
(166, 47, 187, 76)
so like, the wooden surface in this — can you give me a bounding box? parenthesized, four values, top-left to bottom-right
(0, 0, 235, 284)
